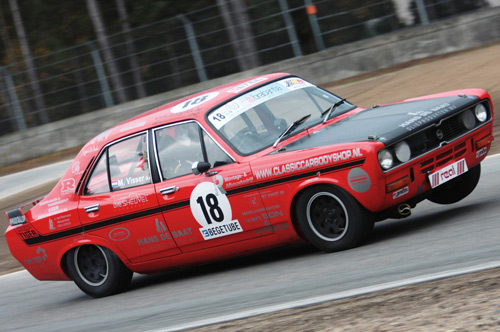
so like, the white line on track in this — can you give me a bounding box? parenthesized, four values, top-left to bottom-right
(153, 260, 500, 332)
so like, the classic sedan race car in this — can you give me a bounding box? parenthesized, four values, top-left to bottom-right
(6, 73, 494, 297)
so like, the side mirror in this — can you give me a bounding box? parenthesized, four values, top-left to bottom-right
(191, 161, 211, 175)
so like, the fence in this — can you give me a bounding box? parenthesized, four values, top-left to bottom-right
(0, 0, 489, 137)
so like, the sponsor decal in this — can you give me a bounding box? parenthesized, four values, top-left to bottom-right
(48, 213, 73, 230)
(247, 85, 284, 101)
(348, 168, 371, 193)
(171, 92, 219, 113)
(90, 129, 113, 144)
(213, 174, 226, 194)
(227, 77, 268, 93)
(428, 158, 468, 188)
(243, 204, 280, 217)
(255, 148, 363, 180)
(151, 114, 169, 126)
(225, 173, 254, 189)
(209, 82, 288, 129)
(399, 103, 458, 131)
(71, 161, 81, 174)
(113, 193, 149, 209)
(190, 182, 242, 240)
(24, 247, 47, 265)
(212, 76, 312, 129)
(16, 224, 38, 240)
(245, 207, 283, 224)
(136, 219, 175, 252)
(82, 145, 99, 157)
(253, 221, 290, 234)
(258, 190, 286, 200)
(416, 180, 426, 195)
(476, 147, 487, 159)
(61, 178, 76, 194)
(109, 227, 130, 241)
(278, 78, 312, 90)
(136, 218, 195, 251)
(254, 220, 273, 234)
(39, 197, 61, 206)
(393, 186, 409, 199)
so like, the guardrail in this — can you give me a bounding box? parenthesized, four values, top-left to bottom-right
(0, 0, 491, 136)
(1, 5, 500, 167)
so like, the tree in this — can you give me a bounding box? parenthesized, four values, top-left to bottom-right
(216, 0, 260, 71)
(86, 0, 128, 104)
(8, 0, 49, 124)
(115, 0, 147, 98)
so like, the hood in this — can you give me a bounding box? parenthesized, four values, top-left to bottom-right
(281, 95, 479, 152)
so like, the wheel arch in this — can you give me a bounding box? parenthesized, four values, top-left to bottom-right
(289, 179, 346, 239)
(58, 236, 131, 279)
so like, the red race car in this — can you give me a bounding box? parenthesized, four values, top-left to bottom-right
(5, 73, 494, 297)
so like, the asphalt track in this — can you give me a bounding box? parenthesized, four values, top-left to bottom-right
(0, 160, 71, 200)
(0, 154, 499, 331)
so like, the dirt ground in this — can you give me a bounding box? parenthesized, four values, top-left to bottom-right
(1, 42, 500, 330)
(189, 267, 500, 332)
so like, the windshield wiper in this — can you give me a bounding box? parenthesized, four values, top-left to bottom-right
(273, 114, 311, 148)
(321, 98, 346, 123)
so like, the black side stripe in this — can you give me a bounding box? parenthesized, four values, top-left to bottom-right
(228, 158, 365, 195)
(83, 207, 164, 231)
(25, 227, 84, 245)
(23, 158, 365, 245)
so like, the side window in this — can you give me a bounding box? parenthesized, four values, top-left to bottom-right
(108, 134, 151, 190)
(203, 131, 232, 168)
(155, 122, 204, 179)
(155, 122, 233, 180)
(85, 153, 109, 195)
(84, 133, 151, 195)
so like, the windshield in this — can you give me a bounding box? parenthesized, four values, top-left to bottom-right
(208, 77, 355, 155)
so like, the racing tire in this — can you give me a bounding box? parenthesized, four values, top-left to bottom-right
(66, 245, 133, 298)
(295, 185, 373, 253)
(427, 163, 481, 205)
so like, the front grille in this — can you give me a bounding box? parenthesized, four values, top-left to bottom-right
(408, 113, 467, 158)
(383, 100, 491, 173)
(419, 142, 467, 174)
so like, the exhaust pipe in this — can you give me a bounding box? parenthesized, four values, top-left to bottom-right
(397, 203, 411, 217)
(374, 202, 414, 221)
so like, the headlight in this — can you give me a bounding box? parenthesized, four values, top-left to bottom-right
(394, 141, 411, 162)
(474, 104, 487, 122)
(378, 149, 393, 170)
(460, 109, 476, 130)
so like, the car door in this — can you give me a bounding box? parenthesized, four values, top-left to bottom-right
(78, 132, 181, 264)
(152, 121, 274, 253)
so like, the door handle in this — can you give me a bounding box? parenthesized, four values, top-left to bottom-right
(160, 186, 179, 195)
(84, 204, 100, 213)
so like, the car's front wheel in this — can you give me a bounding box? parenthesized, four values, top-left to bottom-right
(295, 185, 373, 252)
(427, 163, 481, 205)
(66, 245, 133, 298)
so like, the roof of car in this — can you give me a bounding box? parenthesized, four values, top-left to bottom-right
(101, 73, 291, 142)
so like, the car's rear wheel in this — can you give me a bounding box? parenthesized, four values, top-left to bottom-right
(427, 163, 481, 205)
(66, 245, 133, 298)
(295, 185, 373, 252)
